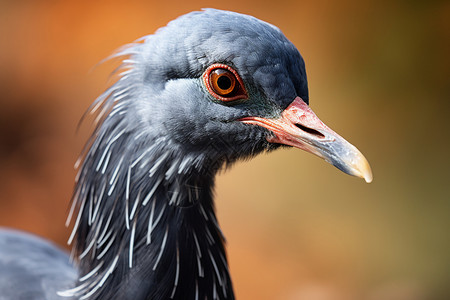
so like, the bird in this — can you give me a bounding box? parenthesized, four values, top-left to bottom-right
(0, 8, 372, 300)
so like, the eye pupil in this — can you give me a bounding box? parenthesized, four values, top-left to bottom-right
(217, 75, 232, 90)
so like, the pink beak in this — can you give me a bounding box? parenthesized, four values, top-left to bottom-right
(240, 97, 373, 183)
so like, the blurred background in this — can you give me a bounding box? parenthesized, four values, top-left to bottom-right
(0, 0, 449, 299)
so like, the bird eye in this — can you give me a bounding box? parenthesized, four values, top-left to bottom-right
(203, 64, 247, 102)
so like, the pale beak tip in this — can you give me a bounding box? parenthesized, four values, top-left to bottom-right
(363, 170, 373, 183)
(339, 147, 373, 183)
(356, 155, 373, 183)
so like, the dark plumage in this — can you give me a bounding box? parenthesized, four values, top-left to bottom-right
(0, 9, 372, 300)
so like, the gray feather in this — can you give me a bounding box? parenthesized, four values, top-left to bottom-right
(0, 229, 77, 300)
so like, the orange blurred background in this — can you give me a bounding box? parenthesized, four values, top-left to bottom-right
(1, 1, 449, 299)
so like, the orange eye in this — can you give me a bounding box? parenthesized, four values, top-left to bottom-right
(203, 64, 247, 102)
(210, 69, 236, 96)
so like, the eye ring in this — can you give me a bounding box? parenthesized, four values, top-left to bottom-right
(203, 63, 248, 102)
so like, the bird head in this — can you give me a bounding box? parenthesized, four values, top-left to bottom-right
(102, 9, 372, 182)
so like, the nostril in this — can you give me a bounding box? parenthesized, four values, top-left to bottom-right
(295, 124, 325, 139)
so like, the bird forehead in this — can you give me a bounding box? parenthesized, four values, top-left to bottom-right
(136, 9, 308, 108)
(151, 9, 299, 75)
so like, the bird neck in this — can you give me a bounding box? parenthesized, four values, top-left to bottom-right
(65, 125, 235, 300)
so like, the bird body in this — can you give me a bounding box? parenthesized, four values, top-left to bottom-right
(0, 9, 371, 300)
(0, 230, 76, 300)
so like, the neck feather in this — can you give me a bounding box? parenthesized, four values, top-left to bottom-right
(62, 103, 234, 300)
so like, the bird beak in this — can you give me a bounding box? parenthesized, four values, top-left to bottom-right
(240, 97, 373, 183)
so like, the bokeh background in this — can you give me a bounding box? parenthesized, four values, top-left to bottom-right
(1, 0, 449, 299)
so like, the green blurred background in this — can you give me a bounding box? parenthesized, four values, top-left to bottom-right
(0, 0, 449, 299)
